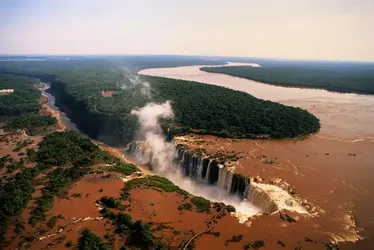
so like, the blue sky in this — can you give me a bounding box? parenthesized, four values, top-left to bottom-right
(1, 0, 374, 61)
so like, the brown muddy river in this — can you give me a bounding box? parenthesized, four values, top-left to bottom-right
(140, 63, 374, 140)
(139, 63, 374, 249)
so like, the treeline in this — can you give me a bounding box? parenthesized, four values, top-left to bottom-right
(0, 57, 320, 145)
(200, 63, 374, 95)
(36, 131, 116, 166)
(0, 74, 57, 133)
(4, 114, 56, 134)
(0, 74, 40, 116)
(150, 76, 320, 138)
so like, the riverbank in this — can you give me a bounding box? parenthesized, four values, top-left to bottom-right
(7, 68, 371, 249)
(39, 94, 65, 131)
(139, 64, 374, 249)
(139, 63, 374, 140)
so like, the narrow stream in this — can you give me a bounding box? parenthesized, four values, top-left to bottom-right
(40, 83, 79, 132)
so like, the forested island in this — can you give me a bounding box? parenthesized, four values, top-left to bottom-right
(200, 62, 374, 95)
(0, 56, 320, 146)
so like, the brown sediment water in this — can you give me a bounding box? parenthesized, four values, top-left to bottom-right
(139, 64, 374, 249)
(4, 64, 372, 249)
(49, 174, 125, 218)
(139, 63, 374, 140)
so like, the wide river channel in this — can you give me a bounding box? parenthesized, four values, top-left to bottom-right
(139, 63, 374, 141)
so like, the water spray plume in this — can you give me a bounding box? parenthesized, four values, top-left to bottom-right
(131, 101, 174, 173)
(130, 101, 262, 222)
(116, 67, 151, 98)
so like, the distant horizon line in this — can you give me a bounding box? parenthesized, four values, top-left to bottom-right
(0, 53, 373, 64)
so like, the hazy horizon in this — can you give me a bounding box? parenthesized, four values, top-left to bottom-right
(1, 0, 374, 62)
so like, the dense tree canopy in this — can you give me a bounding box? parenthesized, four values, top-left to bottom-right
(0, 168, 39, 241)
(0, 74, 40, 116)
(150, 76, 320, 138)
(0, 56, 320, 146)
(37, 131, 117, 166)
(4, 113, 56, 132)
(0, 74, 57, 132)
(78, 229, 110, 250)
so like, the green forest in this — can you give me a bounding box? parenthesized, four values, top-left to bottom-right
(149, 76, 320, 138)
(0, 131, 123, 245)
(201, 62, 374, 95)
(0, 56, 320, 146)
(0, 74, 57, 133)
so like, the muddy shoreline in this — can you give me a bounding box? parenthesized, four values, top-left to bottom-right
(27, 71, 374, 249)
(139, 64, 374, 249)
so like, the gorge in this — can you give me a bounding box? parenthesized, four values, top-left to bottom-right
(1, 58, 372, 249)
(125, 140, 309, 217)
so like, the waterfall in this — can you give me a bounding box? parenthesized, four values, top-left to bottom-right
(181, 150, 186, 162)
(196, 158, 204, 181)
(217, 164, 227, 189)
(190, 156, 197, 178)
(246, 182, 307, 214)
(246, 184, 279, 214)
(216, 164, 235, 193)
(205, 160, 212, 183)
(226, 171, 234, 194)
(125, 141, 153, 165)
(126, 141, 308, 216)
(243, 181, 249, 199)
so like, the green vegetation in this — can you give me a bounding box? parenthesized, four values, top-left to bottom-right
(322, 242, 340, 250)
(213, 202, 224, 212)
(0, 74, 40, 116)
(0, 57, 319, 147)
(26, 148, 37, 162)
(201, 62, 374, 95)
(279, 212, 297, 223)
(177, 202, 193, 211)
(212, 232, 221, 237)
(4, 113, 56, 134)
(244, 240, 265, 249)
(12, 139, 33, 152)
(225, 234, 243, 246)
(29, 131, 118, 224)
(277, 240, 286, 247)
(29, 166, 86, 224)
(99, 196, 123, 209)
(5, 159, 24, 173)
(65, 240, 73, 248)
(101, 210, 167, 249)
(14, 219, 25, 234)
(36, 131, 117, 166)
(115, 212, 133, 234)
(226, 205, 236, 213)
(110, 162, 137, 176)
(123, 176, 189, 198)
(150, 76, 320, 139)
(0, 168, 39, 241)
(47, 215, 62, 228)
(0, 74, 57, 132)
(78, 229, 110, 250)
(0, 155, 12, 169)
(191, 196, 211, 213)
